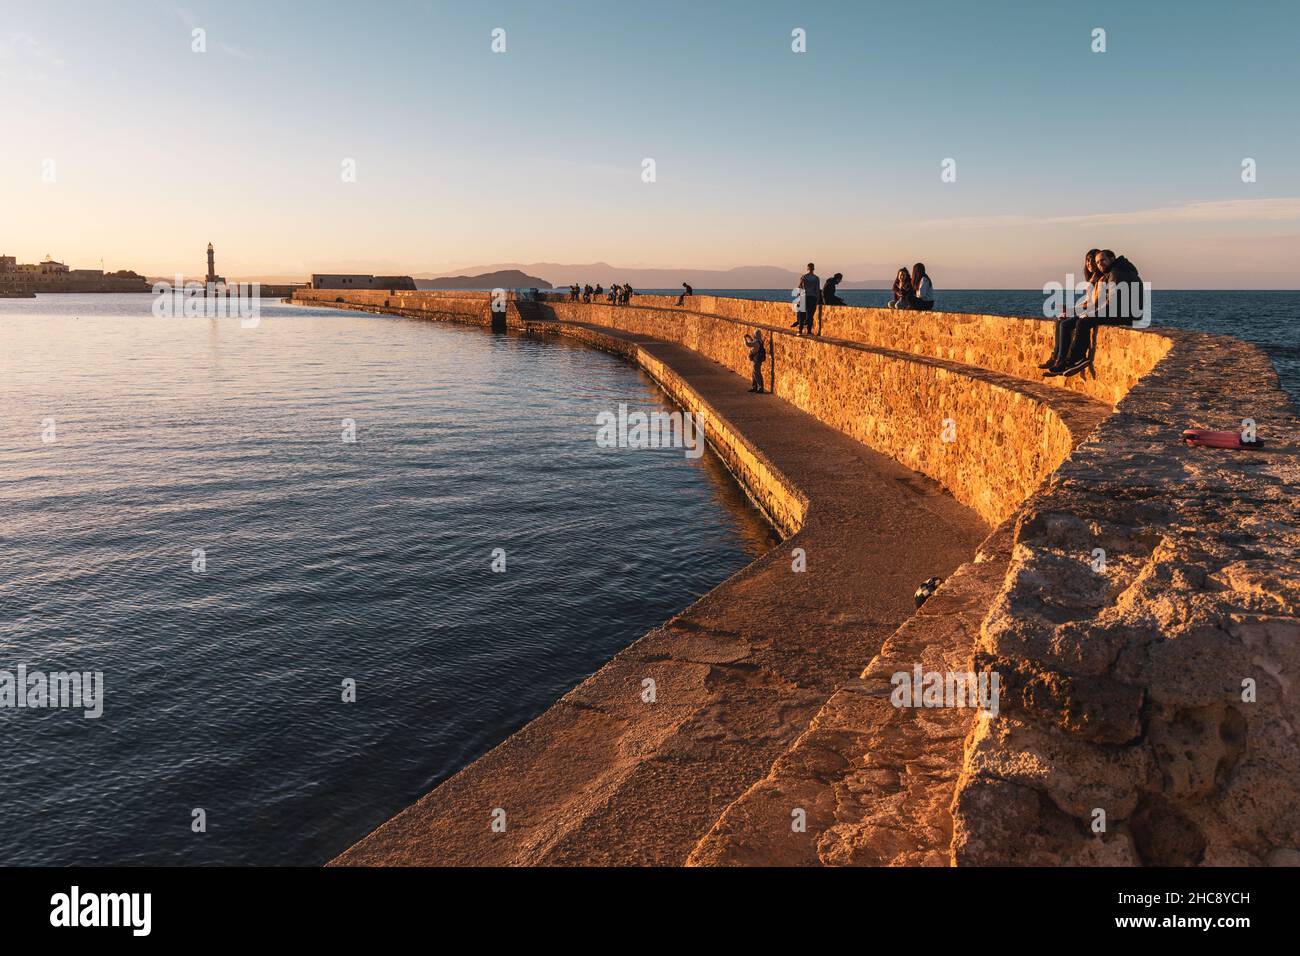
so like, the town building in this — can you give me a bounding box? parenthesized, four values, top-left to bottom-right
(310, 273, 416, 291)
(0, 254, 149, 292)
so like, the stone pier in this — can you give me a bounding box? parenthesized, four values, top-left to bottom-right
(293, 288, 1300, 866)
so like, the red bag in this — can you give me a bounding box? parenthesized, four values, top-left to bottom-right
(1181, 429, 1264, 449)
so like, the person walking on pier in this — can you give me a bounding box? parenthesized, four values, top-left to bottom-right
(744, 329, 767, 393)
(796, 263, 820, 335)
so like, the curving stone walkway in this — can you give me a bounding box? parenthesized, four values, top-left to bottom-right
(321, 304, 1109, 866)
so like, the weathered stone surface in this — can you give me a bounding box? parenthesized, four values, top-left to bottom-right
(953, 331, 1300, 867)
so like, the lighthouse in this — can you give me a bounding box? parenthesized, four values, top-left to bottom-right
(203, 242, 226, 292)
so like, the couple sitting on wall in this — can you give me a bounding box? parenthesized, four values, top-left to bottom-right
(887, 263, 935, 311)
(1041, 248, 1145, 378)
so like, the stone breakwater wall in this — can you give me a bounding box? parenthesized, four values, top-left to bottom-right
(549, 293, 1171, 407)
(952, 333, 1300, 866)
(294, 288, 1300, 866)
(293, 288, 1125, 527)
(538, 298, 1118, 528)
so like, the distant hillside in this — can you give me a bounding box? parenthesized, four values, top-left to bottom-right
(417, 262, 888, 289)
(416, 270, 551, 290)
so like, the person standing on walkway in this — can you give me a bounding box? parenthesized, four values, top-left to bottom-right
(796, 263, 820, 335)
(744, 330, 767, 393)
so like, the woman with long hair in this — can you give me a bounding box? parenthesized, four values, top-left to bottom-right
(888, 267, 915, 310)
(911, 262, 934, 311)
(1040, 248, 1101, 371)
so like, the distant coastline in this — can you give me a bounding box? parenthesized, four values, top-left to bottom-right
(0, 253, 148, 294)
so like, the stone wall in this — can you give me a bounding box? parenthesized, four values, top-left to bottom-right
(539, 299, 1105, 528)
(951, 331, 1300, 866)
(298, 288, 1120, 527)
(547, 293, 1172, 407)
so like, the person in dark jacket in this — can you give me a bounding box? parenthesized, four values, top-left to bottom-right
(1049, 250, 1146, 376)
(822, 272, 845, 306)
(744, 330, 767, 393)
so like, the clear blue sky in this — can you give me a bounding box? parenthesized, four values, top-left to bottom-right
(3, 0, 1297, 285)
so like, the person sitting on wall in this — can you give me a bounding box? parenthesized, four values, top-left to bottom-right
(744, 330, 767, 393)
(675, 282, 694, 306)
(911, 263, 934, 311)
(1040, 249, 1101, 372)
(821, 272, 845, 306)
(1047, 249, 1146, 378)
(594, 283, 603, 299)
(887, 267, 917, 309)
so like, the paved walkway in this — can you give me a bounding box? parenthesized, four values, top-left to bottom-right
(332, 320, 995, 865)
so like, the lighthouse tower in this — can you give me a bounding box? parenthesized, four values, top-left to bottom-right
(204, 242, 225, 290)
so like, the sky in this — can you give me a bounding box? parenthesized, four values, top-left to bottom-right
(2, 0, 1298, 287)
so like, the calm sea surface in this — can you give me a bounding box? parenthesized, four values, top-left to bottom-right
(0, 294, 775, 865)
(671, 289, 1299, 401)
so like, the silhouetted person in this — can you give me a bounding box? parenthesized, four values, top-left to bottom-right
(595, 283, 603, 298)
(822, 272, 845, 306)
(676, 282, 694, 306)
(583, 284, 592, 303)
(744, 330, 767, 393)
(912, 263, 934, 311)
(796, 263, 820, 335)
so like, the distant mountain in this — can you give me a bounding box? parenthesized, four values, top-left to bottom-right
(415, 270, 551, 290)
(416, 262, 889, 290)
